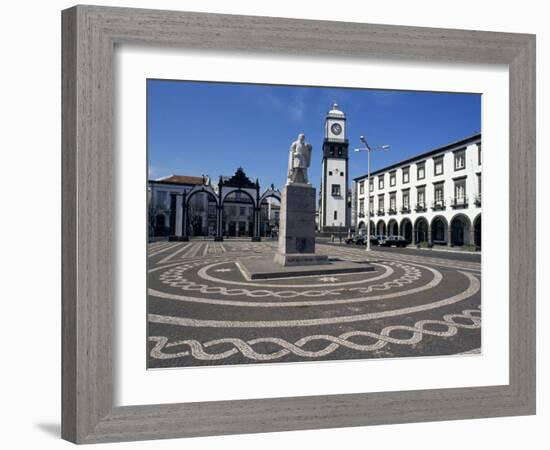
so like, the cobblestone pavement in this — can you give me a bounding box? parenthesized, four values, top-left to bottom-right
(147, 240, 481, 368)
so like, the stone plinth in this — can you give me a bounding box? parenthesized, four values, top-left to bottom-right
(275, 183, 329, 266)
(238, 256, 374, 280)
(273, 252, 329, 267)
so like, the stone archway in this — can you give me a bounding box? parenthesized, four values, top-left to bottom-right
(376, 220, 386, 236)
(221, 188, 257, 239)
(474, 213, 482, 248)
(451, 214, 472, 247)
(259, 186, 282, 239)
(400, 218, 413, 243)
(430, 215, 448, 245)
(369, 220, 375, 237)
(387, 219, 398, 236)
(259, 195, 281, 239)
(185, 189, 219, 238)
(414, 217, 429, 244)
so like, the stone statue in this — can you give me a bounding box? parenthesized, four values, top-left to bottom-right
(287, 133, 312, 185)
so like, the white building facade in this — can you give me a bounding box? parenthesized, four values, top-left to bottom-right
(353, 133, 482, 248)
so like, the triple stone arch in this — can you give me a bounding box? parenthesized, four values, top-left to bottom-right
(177, 183, 281, 241)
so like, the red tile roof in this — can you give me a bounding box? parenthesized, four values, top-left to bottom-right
(154, 175, 205, 185)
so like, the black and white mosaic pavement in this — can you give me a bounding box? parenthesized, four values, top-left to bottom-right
(147, 241, 481, 368)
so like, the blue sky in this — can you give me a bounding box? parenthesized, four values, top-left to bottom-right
(147, 80, 481, 190)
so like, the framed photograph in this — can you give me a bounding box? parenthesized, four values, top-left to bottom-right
(62, 5, 536, 444)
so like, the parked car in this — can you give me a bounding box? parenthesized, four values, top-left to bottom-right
(375, 235, 388, 246)
(345, 233, 364, 245)
(345, 233, 378, 246)
(380, 235, 409, 247)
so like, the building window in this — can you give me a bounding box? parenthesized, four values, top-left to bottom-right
(328, 171, 333, 176)
(417, 188, 425, 206)
(402, 190, 410, 209)
(476, 173, 482, 206)
(390, 171, 396, 187)
(331, 184, 341, 196)
(402, 167, 410, 184)
(239, 207, 246, 216)
(156, 190, 167, 207)
(340, 172, 344, 177)
(378, 176, 384, 190)
(369, 178, 374, 192)
(334, 210, 338, 220)
(454, 150, 466, 170)
(478, 143, 482, 165)
(378, 195, 384, 211)
(453, 179, 467, 207)
(434, 156, 444, 176)
(455, 179, 466, 199)
(417, 163, 425, 180)
(338, 148, 343, 157)
(389, 193, 396, 212)
(434, 184, 444, 205)
(359, 199, 365, 215)
(369, 197, 374, 213)
(359, 182, 364, 195)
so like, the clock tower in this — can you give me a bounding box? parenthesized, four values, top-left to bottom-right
(320, 104, 349, 233)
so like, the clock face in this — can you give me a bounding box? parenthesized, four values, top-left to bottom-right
(330, 123, 342, 135)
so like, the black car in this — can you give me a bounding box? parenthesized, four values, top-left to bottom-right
(345, 234, 364, 245)
(346, 234, 378, 246)
(380, 235, 409, 247)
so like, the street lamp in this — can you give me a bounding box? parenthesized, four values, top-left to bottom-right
(354, 136, 390, 251)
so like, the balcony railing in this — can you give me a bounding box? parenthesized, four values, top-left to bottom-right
(474, 193, 482, 207)
(377, 209, 385, 216)
(388, 207, 397, 215)
(400, 206, 411, 214)
(414, 203, 427, 212)
(450, 196, 468, 209)
(358, 212, 365, 218)
(431, 200, 446, 210)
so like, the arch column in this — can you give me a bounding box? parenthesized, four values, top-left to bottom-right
(181, 192, 189, 241)
(168, 193, 177, 236)
(447, 224, 452, 246)
(214, 205, 223, 241)
(251, 207, 261, 241)
(174, 194, 183, 237)
(427, 225, 433, 245)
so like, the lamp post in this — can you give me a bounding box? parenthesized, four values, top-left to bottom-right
(354, 136, 390, 251)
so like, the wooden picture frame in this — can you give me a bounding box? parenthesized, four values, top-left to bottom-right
(62, 5, 536, 443)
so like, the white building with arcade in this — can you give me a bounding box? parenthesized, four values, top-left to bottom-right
(353, 133, 482, 248)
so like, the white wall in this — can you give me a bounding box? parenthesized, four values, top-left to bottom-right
(0, 1, 546, 449)
(323, 158, 348, 226)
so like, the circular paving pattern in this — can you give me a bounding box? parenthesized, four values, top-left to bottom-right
(147, 240, 481, 367)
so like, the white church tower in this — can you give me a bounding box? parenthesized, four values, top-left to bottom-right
(319, 103, 349, 233)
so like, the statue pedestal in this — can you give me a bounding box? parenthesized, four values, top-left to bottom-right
(274, 183, 329, 267)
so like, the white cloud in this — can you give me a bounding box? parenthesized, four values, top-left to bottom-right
(258, 88, 306, 122)
(288, 97, 305, 121)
